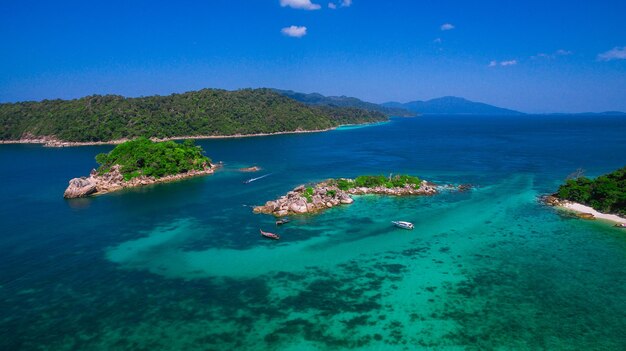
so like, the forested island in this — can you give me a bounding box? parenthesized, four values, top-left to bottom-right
(0, 88, 387, 145)
(64, 138, 216, 198)
(545, 166, 626, 223)
(254, 175, 443, 217)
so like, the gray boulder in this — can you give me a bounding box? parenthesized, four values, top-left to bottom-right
(289, 198, 308, 214)
(64, 177, 97, 198)
(339, 194, 354, 204)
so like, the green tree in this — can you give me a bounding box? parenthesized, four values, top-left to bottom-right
(556, 166, 626, 216)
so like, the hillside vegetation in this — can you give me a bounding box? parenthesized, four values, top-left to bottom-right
(0, 88, 387, 142)
(556, 166, 626, 216)
(275, 89, 415, 117)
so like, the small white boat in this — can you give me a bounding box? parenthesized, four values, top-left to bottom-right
(615, 223, 626, 228)
(392, 221, 414, 230)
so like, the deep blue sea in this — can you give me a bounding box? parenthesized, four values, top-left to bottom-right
(1, 115, 626, 350)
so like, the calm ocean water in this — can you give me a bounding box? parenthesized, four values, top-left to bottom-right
(1, 115, 626, 350)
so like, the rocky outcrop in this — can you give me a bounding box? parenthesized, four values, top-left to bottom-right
(63, 177, 98, 198)
(542, 195, 564, 207)
(64, 164, 217, 199)
(542, 195, 594, 219)
(253, 179, 438, 217)
(239, 166, 261, 172)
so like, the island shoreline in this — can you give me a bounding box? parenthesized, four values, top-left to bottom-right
(544, 196, 626, 225)
(0, 121, 390, 148)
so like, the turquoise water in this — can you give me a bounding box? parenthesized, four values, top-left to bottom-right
(1, 115, 626, 350)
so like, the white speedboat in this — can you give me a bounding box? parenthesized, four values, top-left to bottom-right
(392, 221, 414, 230)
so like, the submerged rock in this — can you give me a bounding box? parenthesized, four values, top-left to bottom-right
(457, 184, 473, 192)
(576, 213, 596, 220)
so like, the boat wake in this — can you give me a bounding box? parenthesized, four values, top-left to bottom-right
(244, 173, 272, 184)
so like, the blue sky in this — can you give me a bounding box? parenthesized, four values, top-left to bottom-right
(1, 0, 625, 113)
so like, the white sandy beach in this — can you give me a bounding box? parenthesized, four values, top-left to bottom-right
(561, 201, 626, 225)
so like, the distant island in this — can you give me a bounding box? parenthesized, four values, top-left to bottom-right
(383, 96, 525, 115)
(64, 138, 216, 198)
(544, 167, 626, 224)
(0, 88, 387, 145)
(253, 175, 472, 217)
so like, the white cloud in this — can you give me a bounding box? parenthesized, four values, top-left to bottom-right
(281, 25, 308, 38)
(597, 46, 626, 61)
(280, 0, 321, 10)
(433, 38, 442, 43)
(500, 60, 517, 66)
(328, 1, 350, 9)
(489, 60, 518, 67)
(441, 23, 455, 31)
(532, 49, 572, 59)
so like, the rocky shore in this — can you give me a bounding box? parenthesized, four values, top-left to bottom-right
(1, 123, 395, 148)
(64, 164, 218, 198)
(1, 128, 337, 148)
(253, 178, 442, 217)
(542, 195, 591, 218)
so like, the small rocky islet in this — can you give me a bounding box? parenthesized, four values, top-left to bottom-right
(239, 166, 261, 172)
(64, 137, 216, 198)
(64, 164, 216, 198)
(254, 175, 470, 217)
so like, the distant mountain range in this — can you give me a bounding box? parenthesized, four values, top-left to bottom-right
(383, 96, 525, 115)
(274, 89, 416, 117)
